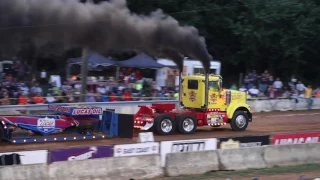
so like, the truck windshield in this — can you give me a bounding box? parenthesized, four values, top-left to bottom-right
(209, 81, 219, 90)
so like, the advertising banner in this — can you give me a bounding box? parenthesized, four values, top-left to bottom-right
(219, 135, 270, 149)
(160, 138, 217, 167)
(114, 142, 159, 157)
(138, 132, 155, 143)
(272, 132, 320, 145)
(49, 145, 113, 163)
(0, 150, 48, 166)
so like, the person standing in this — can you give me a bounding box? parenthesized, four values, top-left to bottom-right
(314, 87, 320, 98)
(305, 85, 313, 110)
(273, 77, 283, 98)
(40, 69, 47, 85)
(296, 81, 305, 95)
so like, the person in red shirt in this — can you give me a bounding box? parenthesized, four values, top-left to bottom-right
(268, 85, 276, 99)
(33, 92, 46, 104)
(135, 70, 142, 80)
(127, 68, 133, 75)
(122, 89, 132, 101)
(109, 92, 117, 102)
(18, 93, 29, 105)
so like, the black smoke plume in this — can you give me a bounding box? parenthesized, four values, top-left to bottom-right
(0, 0, 212, 73)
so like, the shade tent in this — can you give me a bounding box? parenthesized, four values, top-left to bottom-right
(68, 52, 118, 68)
(118, 52, 164, 69)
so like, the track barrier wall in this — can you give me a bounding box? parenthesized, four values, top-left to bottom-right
(1, 132, 320, 179)
(1, 98, 320, 115)
(248, 98, 320, 112)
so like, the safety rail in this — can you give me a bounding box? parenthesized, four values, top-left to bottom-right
(0, 98, 295, 112)
(0, 100, 180, 112)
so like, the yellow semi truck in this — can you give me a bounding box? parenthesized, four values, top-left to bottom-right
(133, 74, 252, 135)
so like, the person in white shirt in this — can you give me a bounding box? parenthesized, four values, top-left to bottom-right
(73, 83, 81, 101)
(296, 81, 305, 94)
(31, 83, 43, 95)
(273, 77, 283, 98)
(46, 93, 56, 103)
(291, 75, 297, 83)
(118, 83, 125, 91)
(61, 81, 72, 93)
(248, 86, 259, 97)
(96, 84, 107, 94)
(273, 77, 283, 89)
(20, 85, 29, 96)
(74, 83, 81, 89)
(239, 85, 247, 92)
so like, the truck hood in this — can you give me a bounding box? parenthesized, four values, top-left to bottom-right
(224, 89, 246, 94)
(223, 89, 247, 101)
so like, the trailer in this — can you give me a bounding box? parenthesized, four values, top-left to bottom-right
(134, 74, 252, 135)
(0, 104, 118, 144)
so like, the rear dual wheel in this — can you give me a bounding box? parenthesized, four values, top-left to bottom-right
(153, 114, 197, 135)
(176, 114, 197, 134)
(154, 114, 175, 135)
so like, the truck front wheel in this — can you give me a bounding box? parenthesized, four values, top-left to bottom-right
(154, 114, 175, 135)
(230, 111, 249, 131)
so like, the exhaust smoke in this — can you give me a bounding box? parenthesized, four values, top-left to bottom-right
(0, 0, 212, 72)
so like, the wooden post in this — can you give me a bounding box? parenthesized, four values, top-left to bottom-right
(239, 73, 243, 88)
(80, 47, 89, 102)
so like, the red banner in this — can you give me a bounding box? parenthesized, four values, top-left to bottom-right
(272, 132, 320, 145)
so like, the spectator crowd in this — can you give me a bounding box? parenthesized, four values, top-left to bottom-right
(0, 65, 179, 106)
(1, 61, 319, 107)
(229, 70, 320, 100)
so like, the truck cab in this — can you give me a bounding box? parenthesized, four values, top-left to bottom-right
(181, 74, 252, 130)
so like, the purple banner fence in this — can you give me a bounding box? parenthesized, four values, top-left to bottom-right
(49, 145, 113, 163)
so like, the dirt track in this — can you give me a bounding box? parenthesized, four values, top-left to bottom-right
(1, 110, 320, 152)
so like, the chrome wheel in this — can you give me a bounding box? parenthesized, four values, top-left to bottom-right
(177, 115, 197, 134)
(182, 118, 195, 132)
(161, 119, 173, 133)
(235, 115, 246, 128)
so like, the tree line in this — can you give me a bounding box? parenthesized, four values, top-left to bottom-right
(127, 0, 320, 86)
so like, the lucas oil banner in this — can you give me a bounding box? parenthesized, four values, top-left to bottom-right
(49, 145, 113, 163)
(272, 132, 320, 145)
